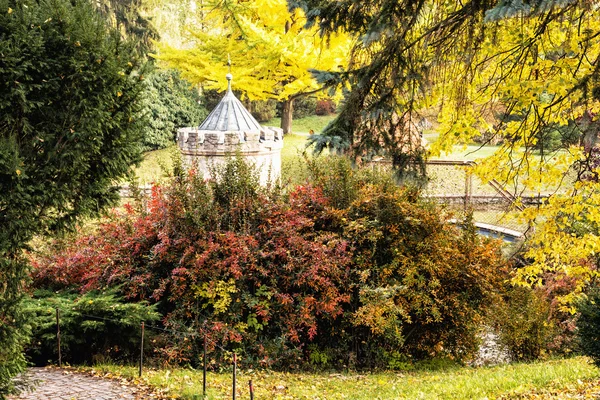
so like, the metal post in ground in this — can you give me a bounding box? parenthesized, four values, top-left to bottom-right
(56, 308, 61, 367)
(232, 352, 237, 400)
(249, 379, 254, 400)
(464, 169, 469, 211)
(203, 336, 207, 398)
(464, 168, 473, 212)
(139, 322, 145, 377)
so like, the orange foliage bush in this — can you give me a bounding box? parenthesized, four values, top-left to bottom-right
(32, 157, 508, 368)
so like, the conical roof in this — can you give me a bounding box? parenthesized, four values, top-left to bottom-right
(199, 73, 262, 132)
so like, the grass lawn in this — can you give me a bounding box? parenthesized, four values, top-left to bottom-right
(423, 129, 501, 161)
(280, 133, 312, 160)
(89, 357, 599, 399)
(266, 114, 338, 134)
(432, 144, 502, 161)
(280, 133, 313, 186)
(132, 145, 178, 185)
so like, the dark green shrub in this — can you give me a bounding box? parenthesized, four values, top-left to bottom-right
(535, 121, 581, 153)
(23, 290, 160, 366)
(0, 256, 30, 399)
(576, 287, 600, 367)
(202, 88, 223, 111)
(536, 127, 563, 153)
(276, 97, 317, 119)
(492, 286, 554, 361)
(249, 99, 277, 123)
(141, 69, 207, 150)
(0, 0, 146, 393)
(293, 96, 317, 119)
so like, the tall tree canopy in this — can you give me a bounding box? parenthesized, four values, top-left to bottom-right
(156, 0, 352, 134)
(95, 0, 159, 56)
(0, 0, 146, 394)
(295, 0, 600, 303)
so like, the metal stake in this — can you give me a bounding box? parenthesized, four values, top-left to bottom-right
(139, 322, 145, 377)
(203, 336, 207, 398)
(232, 352, 237, 400)
(56, 308, 61, 367)
(249, 379, 254, 400)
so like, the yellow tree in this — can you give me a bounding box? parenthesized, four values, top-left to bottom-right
(155, 0, 352, 134)
(430, 7, 600, 307)
(299, 0, 600, 305)
(140, 0, 203, 49)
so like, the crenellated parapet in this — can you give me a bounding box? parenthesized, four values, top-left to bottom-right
(176, 73, 283, 184)
(177, 126, 283, 154)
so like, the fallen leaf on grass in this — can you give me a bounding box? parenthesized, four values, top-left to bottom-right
(502, 379, 600, 399)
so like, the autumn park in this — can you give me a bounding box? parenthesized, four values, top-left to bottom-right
(4, 0, 600, 399)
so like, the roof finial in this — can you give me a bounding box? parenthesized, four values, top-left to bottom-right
(226, 54, 233, 92)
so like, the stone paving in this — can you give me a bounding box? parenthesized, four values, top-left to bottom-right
(9, 367, 162, 400)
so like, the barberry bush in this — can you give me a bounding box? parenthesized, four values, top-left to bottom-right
(31, 156, 508, 368)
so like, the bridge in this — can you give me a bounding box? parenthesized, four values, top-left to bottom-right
(474, 222, 523, 243)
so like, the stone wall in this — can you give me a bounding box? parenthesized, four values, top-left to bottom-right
(177, 126, 284, 185)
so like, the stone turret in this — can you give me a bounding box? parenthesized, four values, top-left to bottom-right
(177, 73, 283, 184)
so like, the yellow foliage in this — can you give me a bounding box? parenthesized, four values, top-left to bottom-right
(427, 8, 600, 301)
(155, 0, 352, 101)
(156, 1, 600, 304)
(194, 279, 237, 314)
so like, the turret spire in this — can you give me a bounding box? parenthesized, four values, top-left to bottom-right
(226, 54, 233, 92)
(197, 56, 261, 133)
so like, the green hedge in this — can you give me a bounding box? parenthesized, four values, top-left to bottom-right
(24, 290, 160, 366)
(141, 69, 207, 151)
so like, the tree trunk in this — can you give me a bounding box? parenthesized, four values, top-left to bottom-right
(281, 98, 294, 135)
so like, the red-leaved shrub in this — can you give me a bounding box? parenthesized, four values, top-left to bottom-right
(315, 99, 336, 115)
(32, 156, 509, 368)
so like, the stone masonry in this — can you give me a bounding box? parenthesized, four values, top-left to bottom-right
(177, 72, 283, 185)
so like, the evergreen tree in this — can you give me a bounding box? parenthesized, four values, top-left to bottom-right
(141, 68, 207, 151)
(0, 0, 146, 395)
(294, 0, 598, 173)
(95, 0, 159, 57)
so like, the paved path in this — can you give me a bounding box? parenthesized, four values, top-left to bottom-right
(9, 367, 162, 400)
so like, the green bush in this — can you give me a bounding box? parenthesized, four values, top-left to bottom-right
(141, 69, 207, 150)
(200, 88, 222, 112)
(275, 97, 317, 119)
(0, 256, 30, 399)
(492, 286, 554, 361)
(23, 290, 160, 366)
(249, 99, 277, 123)
(293, 96, 317, 119)
(576, 287, 600, 367)
(0, 0, 146, 394)
(535, 122, 581, 153)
